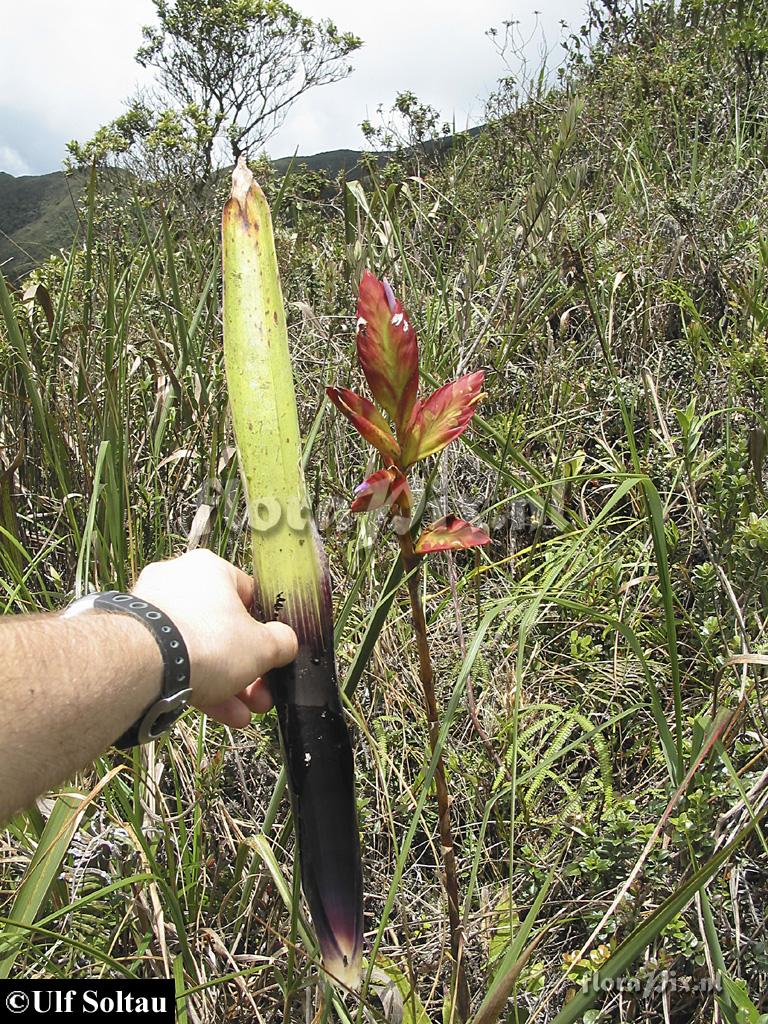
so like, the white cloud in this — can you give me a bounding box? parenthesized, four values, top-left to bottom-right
(0, 0, 154, 174)
(0, 145, 31, 176)
(266, 0, 579, 157)
(0, 0, 582, 174)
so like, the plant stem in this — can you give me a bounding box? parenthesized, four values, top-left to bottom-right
(397, 525, 470, 1022)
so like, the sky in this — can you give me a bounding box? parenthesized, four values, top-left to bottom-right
(0, 0, 583, 177)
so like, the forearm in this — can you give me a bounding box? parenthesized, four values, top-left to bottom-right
(0, 612, 162, 821)
(0, 550, 298, 823)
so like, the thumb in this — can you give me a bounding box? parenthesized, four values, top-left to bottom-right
(256, 620, 299, 674)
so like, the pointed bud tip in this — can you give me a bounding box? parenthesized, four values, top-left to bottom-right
(231, 156, 254, 208)
(324, 950, 362, 991)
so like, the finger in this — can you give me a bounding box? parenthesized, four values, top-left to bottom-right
(231, 565, 255, 610)
(237, 677, 273, 714)
(199, 696, 252, 729)
(258, 620, 299, 669)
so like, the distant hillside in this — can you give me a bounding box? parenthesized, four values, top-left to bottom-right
(0, 132, 486, 284)
(272, 148, 373, 178)
(0, 169, 89, 283)
(0, 149, 375, 283)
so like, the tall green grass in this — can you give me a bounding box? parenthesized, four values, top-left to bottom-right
(2, 2, 768, 1019)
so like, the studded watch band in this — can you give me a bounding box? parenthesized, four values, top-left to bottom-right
(63, 591, 193, 748)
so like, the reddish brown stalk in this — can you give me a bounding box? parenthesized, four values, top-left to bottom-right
(397, 522, 471, 1022)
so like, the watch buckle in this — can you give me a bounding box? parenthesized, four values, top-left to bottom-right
(137, 689, 194, 745)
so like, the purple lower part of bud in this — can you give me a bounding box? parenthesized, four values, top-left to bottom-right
(251, 529, 363, 982)
(269, 644, 363, 985)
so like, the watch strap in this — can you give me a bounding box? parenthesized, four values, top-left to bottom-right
(63, 591, 193, 748)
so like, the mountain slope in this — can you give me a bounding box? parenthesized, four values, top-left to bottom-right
(0, 151, 374, 283)
(0, 170, 89, 282)
(0, 130, 485, 283)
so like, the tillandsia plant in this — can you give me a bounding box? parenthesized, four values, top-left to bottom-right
(221, 157, 363, 988)
(327, 271, 490, 1019)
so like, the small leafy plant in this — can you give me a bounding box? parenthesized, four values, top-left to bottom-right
(327, 270, 489, 552)
(327, 271, 490, 1019)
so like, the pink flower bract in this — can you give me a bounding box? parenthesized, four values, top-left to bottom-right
(326, 386, 400, 464)
(350, 467, 411, 512)
(401, 370, 485, 467)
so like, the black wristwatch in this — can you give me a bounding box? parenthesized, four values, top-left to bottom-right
(63, 591, 193, 749)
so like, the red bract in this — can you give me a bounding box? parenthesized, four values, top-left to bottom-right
(400, 370, 485, 467)
(356, 270, 419, 433)
(326, 386, 400, 465)
(414, 515, 491, 554)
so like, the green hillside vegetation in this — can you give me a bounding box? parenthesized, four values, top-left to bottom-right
(2, 2, 768, 1022)
(0, 170, 88, 282)
(272, 147, 371, 177)
(0, 131, 471, 284)
(0, 152, 374, 282)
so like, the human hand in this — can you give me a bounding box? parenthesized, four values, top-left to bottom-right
(132, 549, 297, 728)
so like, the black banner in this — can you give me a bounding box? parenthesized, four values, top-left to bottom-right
(0, 980, 176, 1021)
